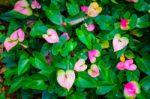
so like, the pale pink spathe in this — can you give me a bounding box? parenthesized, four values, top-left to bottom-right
(31, 0, 41, 9)
(126, 0, 138, 2)
(10, 28, 25, 42)
(61, 32, 70, 40)
(4, 38, 18, 52)
(4, 28, 25, 51)
(74, 59, 87, 72)
(88, 64, 100, 78)
(80, 6, 88, 13)
(116, 62, 125, 70)
(42, 29, 59, 43)
(13, 0, 32, 16)
(124, 81, 140, 98)
(57, 70, 75, 91)
(88, 49, 100, 63)
(124, 59, 137, 71)
(113, 34, 129, 52)
(86, 24, 95, 31)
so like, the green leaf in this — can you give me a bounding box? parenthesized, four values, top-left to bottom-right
(0, 10, 27, 22)
(125, 50, 135, 59)
(67, 92, 86, 99)
(135, 55, 150, 75)
(8, 78, 24, 94)
(75, 72, 98, 88)
(8, 20, 20, 35)
(111, 0, 118, 4)
(52, 36, 67, 55)
(124, 11, 131, 19)
(96, 82, 116, 95)
(60, 39, 77, 56)
(129, 14, 137, 29)
(136, 15, 150, 28)
(134, 0, 149, 11)
(0, 25, 5, 30)
(0, 92, 5, 99)
(76, 28, 92, 49)
(126, 70, 140, 81)
(140, 76, 150, 92)
(18, 53, 30, 76)
(30, 20, 48, 37)
(43, 6, 63, 25)
(95, 15, 116, 31)
(23, 79, 47, 90)
(66, 2, 80, 16)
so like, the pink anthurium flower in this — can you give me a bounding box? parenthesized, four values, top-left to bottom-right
(120, 19, 129, 30)
(74, 59, 87, 72)
(113, 34, 129, 52)
(61, 32, 70, 40)
(124, 59, 137, 71)
(88, 64, 100, 78)
(4, 28, 25, 51)
(116, 59, 137, 71)
(31, 0, 41, 9)
(14, 0, 32, 16)
(42, 29, 59, 43)
(57, 70, 75, 91)
(85, 24, 95, 31)
(116, 62, 125, 70)
(126, 0, 138, 3)
(4, 38, 18, 52)
(80, 6, 88, 13)
(88, 49, 100, 63)
(124, 81, 140, 99)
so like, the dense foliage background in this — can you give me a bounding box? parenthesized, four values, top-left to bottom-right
(0, 0, 150, 98)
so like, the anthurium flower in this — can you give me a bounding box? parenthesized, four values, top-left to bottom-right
(74, 59, 87, 72)
(57, 70, 75, 91)
(42, 29, 59, 43)
(85, 24, 95, 31)
(124, 59, 137, 71)
(88, 64, 100, 77)
(88, 49, 100, 63)
(80, 6, 88, 13)
(124, 81, 140, 99)
(31, 0, 41, 9)
(14, 0, 32, 16)
(120, 19, 129, 30)
(113, 34, 129, 52)
(116, 59, 137, 71)
(87, 2, 102, 17)
(116, 62, 125, 70)
(61, 32, 70, 40)
(4, 29, 25, 51)
(126, 0, 138, 3)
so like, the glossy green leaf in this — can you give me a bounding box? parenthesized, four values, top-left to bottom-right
(18, 53, 30, 76)
(30, 20, 48, 37)
(75, 72, 98, 88)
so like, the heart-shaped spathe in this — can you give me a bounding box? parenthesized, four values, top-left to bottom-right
(88, 49, 100, 63)
(124, 59, 137, 71)
(88, 64, 100, 78)
(113, 34, 129, 52)
(4, 28, 25, 51)
(42, 29, 59, 43)
(74, 59, 87, 72)
(4, 38, 18, 52)
(57, 70, 75, 91)
(13, 0, 32, 16)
